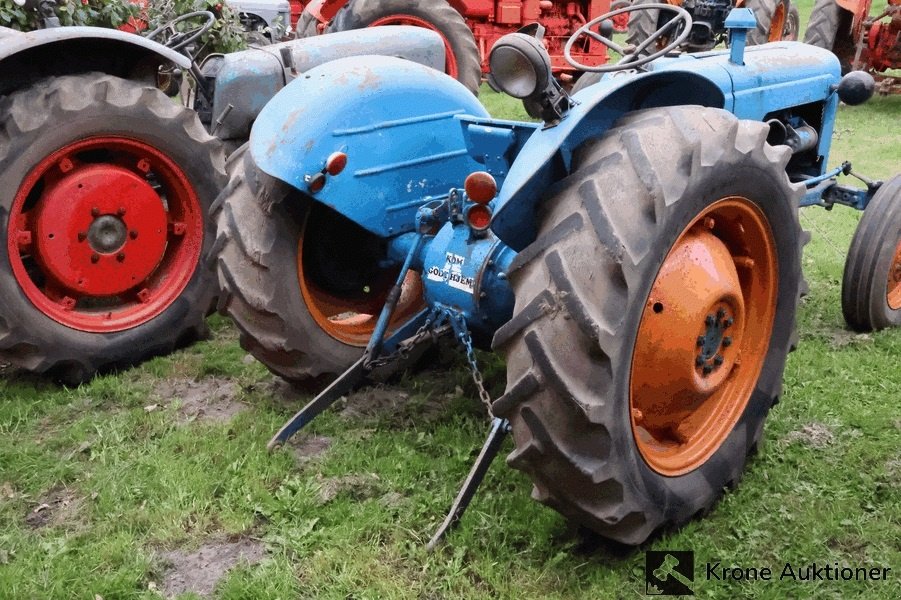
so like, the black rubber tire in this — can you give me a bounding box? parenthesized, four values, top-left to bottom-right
(744, 0, 790, 45)
(803, 0, 843, 49)
(571, 72, 602, 95)
(295, 10, 322, 38)
(783, 3, 800, 41)
(803, 0, 855, 72)
(841, 175, 901, 332)
(625, 0, 662, 56)
(491, 106, 805, 544)
(327, 0, 482, 95)
(0, 73, 225, 384)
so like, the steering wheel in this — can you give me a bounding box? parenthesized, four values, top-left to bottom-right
(564, 4, 693, 73)
(146, 11, 216, 52)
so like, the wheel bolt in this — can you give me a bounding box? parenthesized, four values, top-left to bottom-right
(16, 230, 32, 249)
(697, 336, 705, 347)
(116, 253, 125, 262)
(704, 217, 716, 230)
(717, 308, 726, 320)
(117, 207, 126, 216)
(77, 232, 87, 242)
(724, 317, 734, 328)
(713, 354, 724, 366)
(91, 207, 100, 217)
(137, 288, 151, 303)
(695, 356, 705, 367)
(90, 253, 100, 264)
(129, 230, 139, 240)
(59, 158, 74, 173)
(136, 159, 151, 173)
(702, 365, 714, 376)
(705, 314, 715, 326)
(722, 336, 733, 347)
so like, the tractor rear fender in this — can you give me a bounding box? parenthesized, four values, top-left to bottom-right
(249, 54, 488, 238)
(212, 25, 447, 142)
(489, 69, 728, 251)
(0, 26, 189, 97)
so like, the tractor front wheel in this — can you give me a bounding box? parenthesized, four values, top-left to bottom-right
(214, 146, 424, 388)
(804, 0, 856, 72)
(327, 0, 482, 95)
(492, 106, 804, 544)
(0, 73, 225, 383)
(842, 175, 901, 331)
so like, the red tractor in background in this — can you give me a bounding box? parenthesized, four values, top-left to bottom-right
(805, 0, 901, 94)
(292, 0, 618, 92)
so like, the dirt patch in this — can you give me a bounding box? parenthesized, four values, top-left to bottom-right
(337, 384, 450, 426)
(885, 457, 901, 485)
(24, 486, 82, 529)
(289, 434, 332, 463)
(828, 330, 872, 349)
(784, 422, 836, 449)
(316, 473, 381, 505)
(152, 378, 245, 424)
(158, 537, 265, 599)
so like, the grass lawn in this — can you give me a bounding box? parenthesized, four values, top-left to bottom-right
(1, 5, 900, 599)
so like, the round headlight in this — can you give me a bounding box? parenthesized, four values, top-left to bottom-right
(488, 33, 551, 99)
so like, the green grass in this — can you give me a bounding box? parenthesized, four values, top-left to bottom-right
(2, 13, 901, 599)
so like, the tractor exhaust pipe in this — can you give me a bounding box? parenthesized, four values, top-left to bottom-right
(766, 119, 818, 155)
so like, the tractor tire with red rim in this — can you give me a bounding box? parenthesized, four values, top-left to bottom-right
(743, 0, 791, 45)
(0, 73, 225, 383)
(214, 146, 424, 388)
(295, 10, 322, 38)
(841, 175, 901, 332)
(327, 0, 482, 95)
(783, 2, 800, 41)
(491, 106, 804, 544)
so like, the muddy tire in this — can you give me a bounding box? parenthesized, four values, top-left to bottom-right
(744, 0, 791, 45)
(803, 0, 856, 71)
(571, 72, 603, 95)
(214, 146, 423, 388)
(0, 73, 225, 384)
(842, 175, 901, 332)
(783, 3, 800, 41)
(625, 0, 662, 55)
(328, 0, 482, 94)
(492, 106, 805, 544)
(295, 10, 322, 38)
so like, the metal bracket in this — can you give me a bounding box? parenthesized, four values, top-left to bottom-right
(427, 417, 510, 551)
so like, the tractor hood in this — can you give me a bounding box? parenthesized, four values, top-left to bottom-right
(250, 55, 488, 238)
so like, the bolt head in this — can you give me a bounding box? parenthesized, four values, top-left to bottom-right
(722, 336, 732, 348)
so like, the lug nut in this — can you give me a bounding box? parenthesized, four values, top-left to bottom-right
(717, 308, 726, 320)
(713, 354, 724, 366)
(705, 314, 715, 326)
(724, 317, 734, 328)
(702, 365, 714, 376)
(91, 207, 100, 217)
(129, 230, 139, 240)
(117, 207, 126, 216)
(697, 336, 705, 347)
(77, 232, 87, 242)
(695, 356, 705, 367)
(116, 253, 125, 262)
(722, 336, 733, 347)
(90, 253, 100, 264)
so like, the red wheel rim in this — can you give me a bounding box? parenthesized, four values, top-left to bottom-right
(888, 240, 901, 310)
(630, 197, 778, 476)
(368, 14, 459, 79)
(8, 137, 203, 333)
(768, 3, 786, 42)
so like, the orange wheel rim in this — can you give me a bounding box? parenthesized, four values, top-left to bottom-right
(888, 240, 901, 310)
(630, 197, 778, 476)
(769, 4, 786, 41)
(297, 217, 424, 346)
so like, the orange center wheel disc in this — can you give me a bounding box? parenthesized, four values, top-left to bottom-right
(296, 213, 424, 347)
(630, 197, 778, 476)
(768, 3, 786, 42)
(888, 240, 901, 311)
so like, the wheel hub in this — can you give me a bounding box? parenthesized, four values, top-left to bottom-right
(629, 198, 777, 476)
(87, 215, 128, 254)
(33, 163, 168, 297)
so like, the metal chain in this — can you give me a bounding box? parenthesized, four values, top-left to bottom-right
(365, 318, 435, 369)
(452, 312, 494, 419)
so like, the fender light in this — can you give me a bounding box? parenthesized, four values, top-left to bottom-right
(466, 204, 492, 232)
(464, 171, 497, 204)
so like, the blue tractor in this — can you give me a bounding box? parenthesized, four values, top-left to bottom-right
(215, 5, 900, 545)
